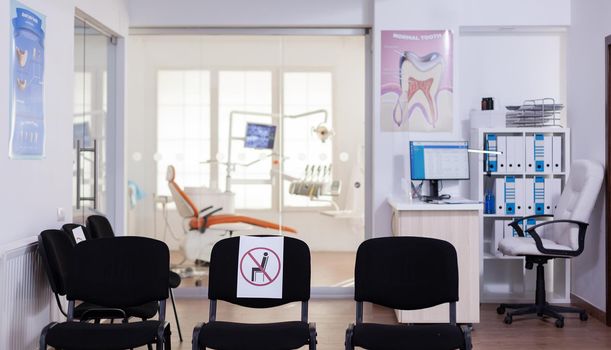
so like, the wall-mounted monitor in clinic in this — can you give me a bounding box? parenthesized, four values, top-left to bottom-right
(410, 141, 470, 180)
(244, 123, 277, 150)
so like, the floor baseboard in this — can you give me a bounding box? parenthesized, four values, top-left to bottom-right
(570, 293, 606, 323)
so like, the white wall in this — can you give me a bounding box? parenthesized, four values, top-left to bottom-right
(567, 0, 610, 312)
(371, 0, 571, 242)
(126, 0, 372, 28)
(0, 0, 127, 246)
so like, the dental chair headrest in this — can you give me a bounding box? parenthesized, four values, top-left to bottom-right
(166, 165, 176, 182)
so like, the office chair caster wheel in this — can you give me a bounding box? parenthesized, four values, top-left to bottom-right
(496, 306, 505, 315)
(555, 319, 564, 328)
(504, 315, 512, 324)
(579, 312, 588, 321)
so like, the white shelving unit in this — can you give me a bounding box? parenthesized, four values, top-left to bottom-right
(470, 127, 571, 304)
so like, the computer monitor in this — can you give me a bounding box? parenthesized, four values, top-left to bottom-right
(410, 141, 469, 199)
(244, 123, 277, 150)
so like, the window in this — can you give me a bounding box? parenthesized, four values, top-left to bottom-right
(218, 71, 273, 209)
(156, 70, 211, 195)
(282, 72, 333, 207)
(155, 69, 333, 210)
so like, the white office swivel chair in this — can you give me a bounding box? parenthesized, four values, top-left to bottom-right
(496, 159, 604, 328)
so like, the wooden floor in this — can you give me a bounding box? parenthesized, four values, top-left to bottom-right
(153, 300, 611, 349)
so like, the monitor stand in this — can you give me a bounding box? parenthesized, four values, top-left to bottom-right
(421, 180, 449, 201)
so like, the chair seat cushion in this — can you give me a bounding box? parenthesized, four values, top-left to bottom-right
(74, 301, 158, 320)
(46, 320, 162, 350)
(498, 237, 572, 256)
(169, 270, 182, 288)
(198, 321, 311, 350)
(352, 323, 464, 350)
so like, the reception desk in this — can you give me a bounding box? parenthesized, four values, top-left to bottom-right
(387, 196, 481, 324)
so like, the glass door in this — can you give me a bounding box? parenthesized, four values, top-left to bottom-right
(73, 17, 113, 223)
(126, 34, 366, 292)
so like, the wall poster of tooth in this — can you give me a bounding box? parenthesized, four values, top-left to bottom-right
(9, 1, 46, 159)
(381, 30, 453, 132)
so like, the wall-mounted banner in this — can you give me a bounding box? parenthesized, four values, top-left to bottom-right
(9, 1, 46, 159)
(381, 30, 453, 132)
(237, 236, 284, 299)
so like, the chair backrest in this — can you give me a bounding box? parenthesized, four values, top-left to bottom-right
(86, 215, 116, 239)
(66, 236, 169, 308)
(208, 236, 311, 308)
(38, 229, 74, 295)
(61, 223, 92, 245)
(549, 159, 604, 249)
(166, 165, 199, 219)
(355, 237, 458, 310)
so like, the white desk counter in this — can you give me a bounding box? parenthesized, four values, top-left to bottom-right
(387, 196, 481, 211)
(387, 196, 481, 324)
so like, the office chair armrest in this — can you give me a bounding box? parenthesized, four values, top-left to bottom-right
(79, 308, 127, 322)
(526, 219, 589, 257)
(508, 214, 553, 237)
(192, 322, 206, 350)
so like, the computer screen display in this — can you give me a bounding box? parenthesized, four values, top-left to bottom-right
(244, 123, 277, 150)
(410, 141, 469, 180)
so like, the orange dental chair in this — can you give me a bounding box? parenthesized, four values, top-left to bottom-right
(166, 165, 296, 235)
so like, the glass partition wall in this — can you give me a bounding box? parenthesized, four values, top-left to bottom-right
(73, 17, 114, 223)
(127, 35, 366, 291)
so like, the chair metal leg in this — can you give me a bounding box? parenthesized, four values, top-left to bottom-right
(157, 322, 171, 350)
(39, 322, 57, 350)
(345, 323, 355, 350)
(193, 323, 205, 350)
(461, 325, 472, 350)
(169, 288, 183, 342)
(309, 322, 317, 350)
(508, 305, 538, 317)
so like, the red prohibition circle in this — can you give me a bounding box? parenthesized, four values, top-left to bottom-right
(239, 247, 282, 286)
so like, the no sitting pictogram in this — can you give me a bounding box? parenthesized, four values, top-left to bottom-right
(239, 247, 282, 286)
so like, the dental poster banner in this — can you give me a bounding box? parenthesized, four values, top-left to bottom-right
(381, 30, 453, 132)
(9, 1, 46, 159)
(236, 236, 284, 299)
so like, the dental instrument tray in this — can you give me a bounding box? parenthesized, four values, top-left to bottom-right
(505, 98, 564, 127)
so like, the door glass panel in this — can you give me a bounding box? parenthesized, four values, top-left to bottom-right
(73, 18, 111, 223)
(127, 35, 366, 291)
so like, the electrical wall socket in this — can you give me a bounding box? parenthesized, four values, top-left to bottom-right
(56, 207, 65, 222)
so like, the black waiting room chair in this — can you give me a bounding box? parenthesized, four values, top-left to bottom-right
(61, 223, 92, 245)
(39, 236, 171, 350)
(39, 229, 158, 322)
(345, 237, 472, 350)
(87, 214, 184, 341)
(192, 236, 317, 350)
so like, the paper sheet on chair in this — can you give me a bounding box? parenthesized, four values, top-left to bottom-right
(236, 236, 284, 299)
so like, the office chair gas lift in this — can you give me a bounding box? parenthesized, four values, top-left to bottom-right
(496, 160, 604, 328)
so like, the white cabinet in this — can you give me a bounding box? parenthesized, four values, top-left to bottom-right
(388, 198, 480, 324)
(470, 127, 571, 304)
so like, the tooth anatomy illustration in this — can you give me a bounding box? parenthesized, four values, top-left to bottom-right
(394, 51, 444, 128)
(16, 47, 28, 67)
(17, 78, 27, 90)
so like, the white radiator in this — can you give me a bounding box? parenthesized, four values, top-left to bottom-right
(0, 238, 53, 350)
